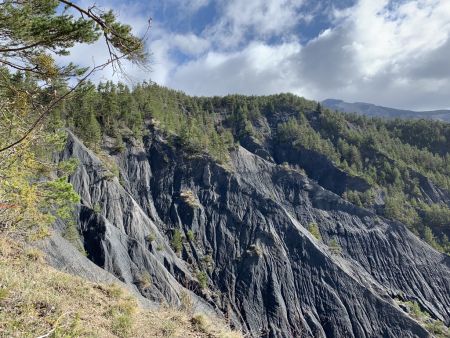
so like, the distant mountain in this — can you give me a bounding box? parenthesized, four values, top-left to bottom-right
(322, 98, 450, 122)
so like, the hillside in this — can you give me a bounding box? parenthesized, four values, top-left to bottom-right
(5, 83, 441, 337)
(0, 235, 241, 338)
(65, 84, 450, 254)
(322, 99, 450, 122)
(1, 1, 450, 337)
(2, 82, 450, 337)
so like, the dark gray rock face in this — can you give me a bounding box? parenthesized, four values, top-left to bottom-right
(53, 130, 450, 338)
(273, 141, 371, 195)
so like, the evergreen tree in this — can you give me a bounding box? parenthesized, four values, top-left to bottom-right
(0, 0, 148, 233)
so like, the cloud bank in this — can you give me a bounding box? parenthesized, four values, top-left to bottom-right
(69, 0, 450, 110)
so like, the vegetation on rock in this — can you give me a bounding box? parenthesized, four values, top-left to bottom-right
(63, 85, 450, 253)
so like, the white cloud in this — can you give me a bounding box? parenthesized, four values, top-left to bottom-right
(163, 0, 450, 110)
(207, 0, 306, 48)
(170, 33, 211, 56)
(167, 0, 211, 13)
(147, 38, 176, 85)
(340, 0, 450, 78)
(62, 0, 450, 110)
(167, 41, 303, 96)
(305, 0, 450, 109)
(147, 29, 211, 84)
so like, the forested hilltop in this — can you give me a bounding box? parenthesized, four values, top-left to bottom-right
(62, 82, 450, 254)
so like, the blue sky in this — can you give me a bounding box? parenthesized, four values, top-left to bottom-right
(69, 0, 450, 110)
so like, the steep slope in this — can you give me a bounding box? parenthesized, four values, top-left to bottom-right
(45, 129, 450, 338)
(322, 99, 450, 122)
(0, 236, 241, 338)
(63, 85, 450, 251)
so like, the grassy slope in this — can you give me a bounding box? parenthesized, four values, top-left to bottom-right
(0, 236, 241, 338)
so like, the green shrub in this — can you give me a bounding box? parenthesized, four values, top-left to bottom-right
(187, 230, 195, 242)
(196, 271, 208, 290)
(171, 229, 183, 254)
(112, 313, 133, 337)
(395, 299, 449, 337)
(113, 132, 126, 153)
(328, 238, 341, 255)
(108, 298, 136, 337)
(425, 320, 446, 336)
(135, 271, 152, 290)
(92, 202, 102, 214)
(146, 232, 156, 243)
(63, 221, 86, 254)
(307, 222, 322, 241)
(407, 300, 427, 320)
(201, 254, 213, 266)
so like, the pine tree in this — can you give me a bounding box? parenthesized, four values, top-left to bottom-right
(0, 0, 148, 234)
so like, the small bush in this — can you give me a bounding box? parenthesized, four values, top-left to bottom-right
(307, 222, 322, 241)
(328, 238, 341, 254)
(63, 221, 79, 242)
(191, 314, 208, 333)
(187, 230, 195, 242)
(136, 271, 152, 290)
(63, 221, 86, 255)
(25, 248, 44, 262)
(201, 254, 213, 267)
(97, 151, 120, 180)
(196, 271, 208, 290)
(407, 300, 427, 320)
(180, 190, 200, 208)
(109, 298, 137, 337)
(57, 158, 79, 175)
(114, 135, 126, 154)
(112, 313, 133, 337)
(396, 299, 449, 337)
(425, 320, 446, 335)
(171, 229, 183, 254)
(92, 202, 102, 214)
(146, 232, 156, 242)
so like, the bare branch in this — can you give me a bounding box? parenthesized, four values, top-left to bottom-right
(0, 41, 47, 53)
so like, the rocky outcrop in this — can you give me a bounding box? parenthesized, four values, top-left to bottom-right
(46, 130, 450, 338)
(273, 141, 371, 195)
(55, 133, 220, 317)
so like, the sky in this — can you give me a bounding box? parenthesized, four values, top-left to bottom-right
(68, 0, 450, 111)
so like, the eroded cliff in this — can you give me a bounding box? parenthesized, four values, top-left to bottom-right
(46, 129, 450, 337)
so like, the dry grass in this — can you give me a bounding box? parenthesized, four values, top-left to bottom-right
(180, 190, 201, 208)
(0, 236, 242, 338)
(136, 308, 242, 338)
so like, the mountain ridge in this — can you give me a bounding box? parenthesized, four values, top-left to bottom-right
(322, 99, 450, 122)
